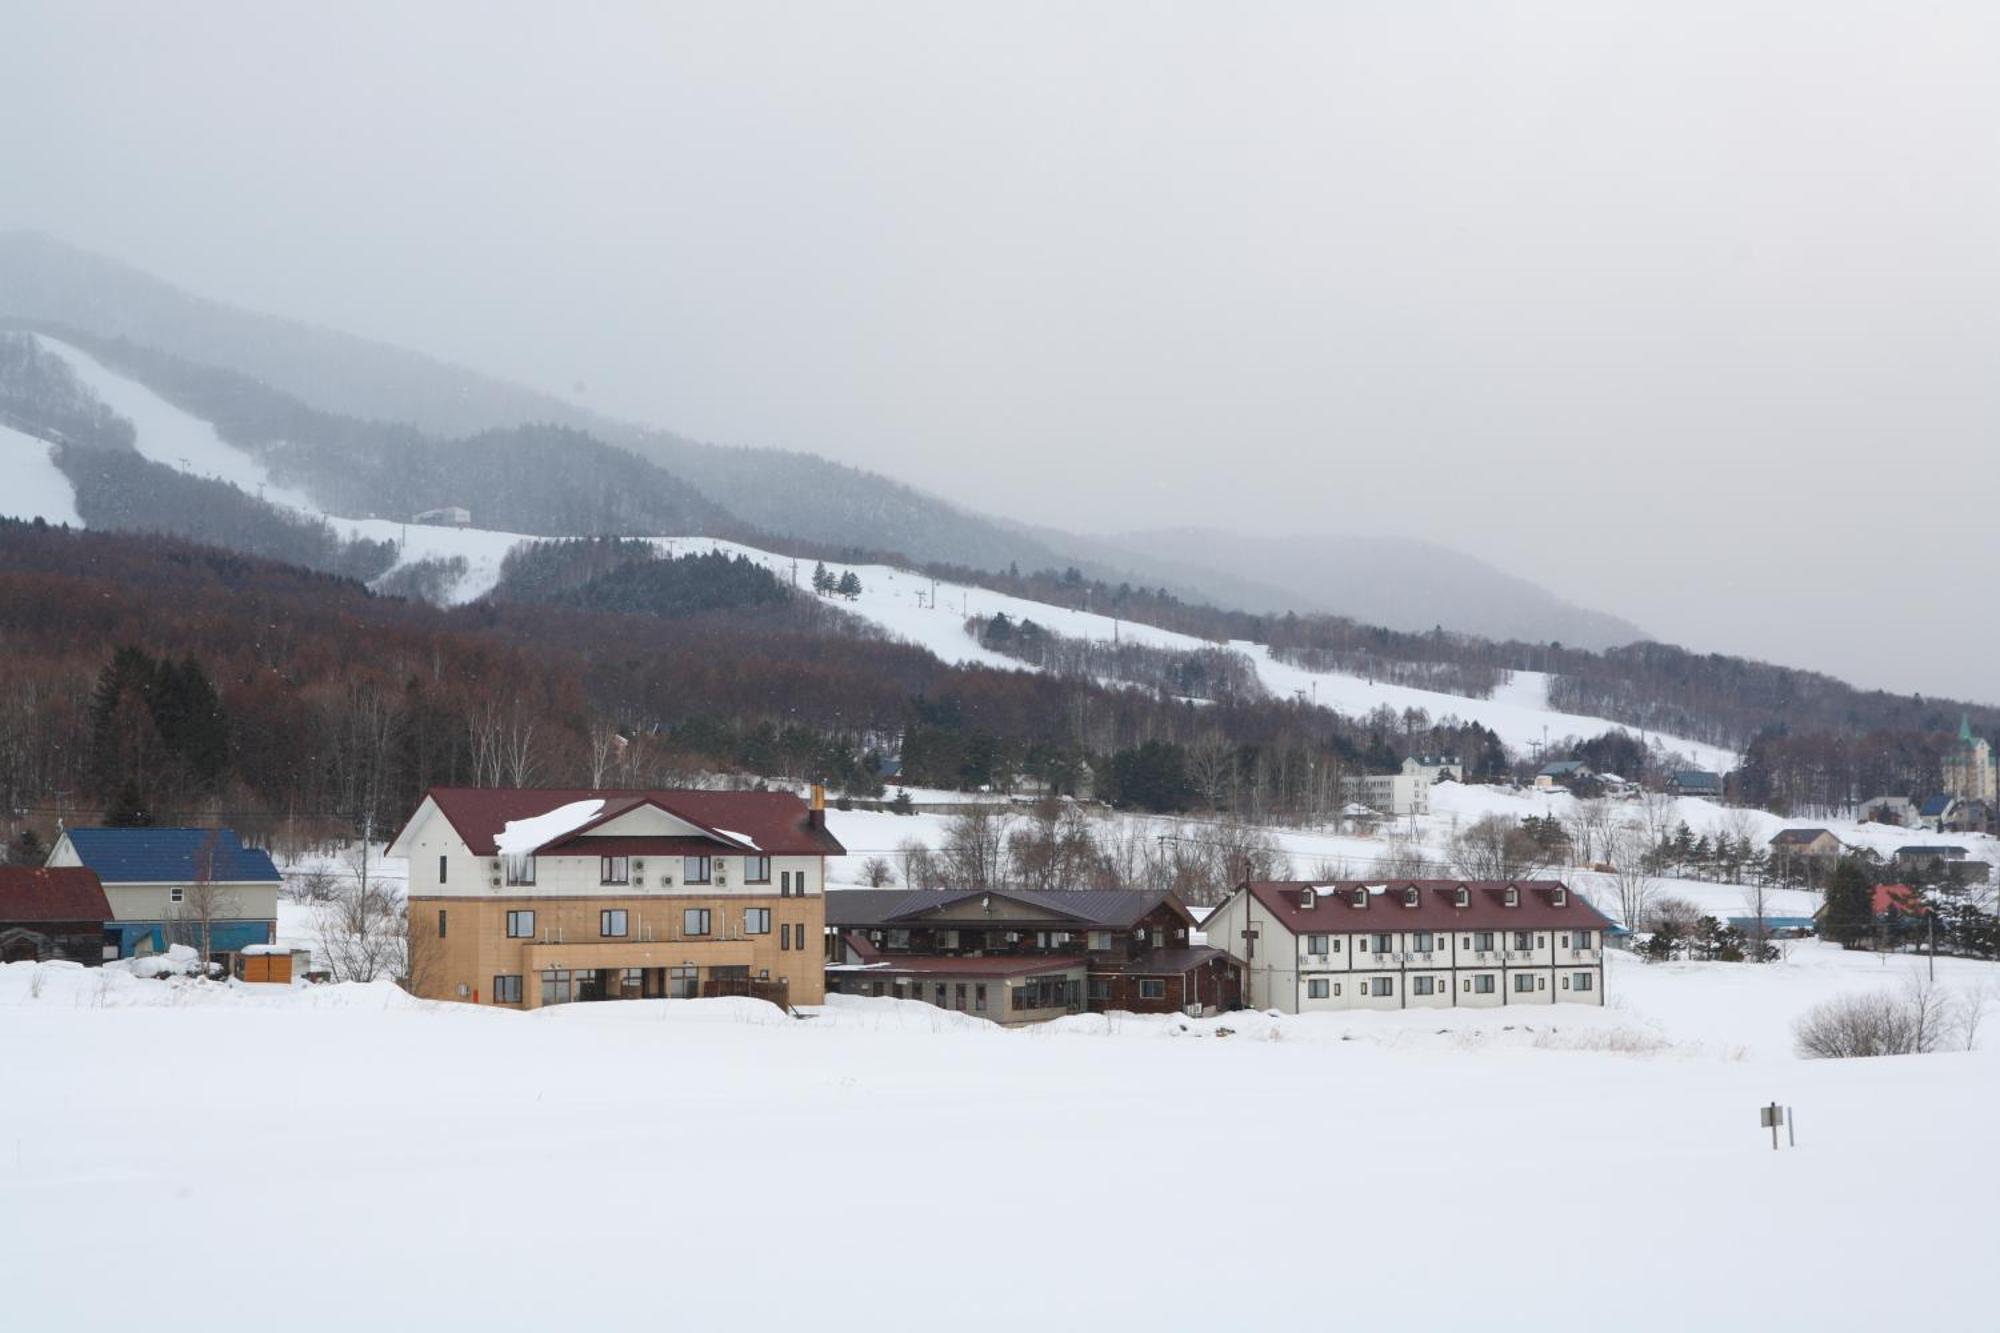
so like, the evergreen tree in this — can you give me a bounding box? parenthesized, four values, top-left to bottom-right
(1822, 858, 1875, 948)
(836, 570, 862, 599)
(811, 561, 835, 595)
(104, 778, 154, 828)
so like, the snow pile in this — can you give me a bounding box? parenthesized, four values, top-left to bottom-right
(494, 799, 604, 869)
(0, 958, 425, 1012)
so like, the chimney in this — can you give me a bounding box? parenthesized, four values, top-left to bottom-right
(808, 783, 826, 830)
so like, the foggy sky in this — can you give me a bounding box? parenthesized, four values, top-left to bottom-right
(4, 2, 1997, 702)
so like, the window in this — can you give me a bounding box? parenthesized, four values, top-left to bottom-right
(539, 969, 573, 1005)
(1088, 930, 1113, 951)
(600, 909, 628, 937)
(1473, 931, 1495, 952)
(1138, 979, 1167, 1001)
(438, 854, 447, 885)
(170, 886, 185, 904)
(505, 910, 535, 939)
(1333, 983, 1342, 996)
(778, 923, 791, 951)
(492, 974, 522, 1004)
(779, 870, 795, 896)
(1410, 931, 1433, 953)
(437, 908, 447, 939)
(1574, 930, 1593, 950)
(1574, 972, 1594, 992)
(669, 965, 699, 999)
(1473, 974, 1495, 994)
(955, 983, 968, 1010)
(1369, 977, 1393, 997)
(1561, 974, 1570, 988)
(1088, 978, 1112, 1002)
(1412, 975, 1435, 996)
(1370, 933, 1392, 954)
(975, 984, 988, 1012)
(682, 907, 711, 936)
(600, 856, 630, 885)
(1307, 934, 1330, 955)
(744, 907, 771, 935)
(683, 855, 712, 885)
(1307, 978, 1330, 999)
(744, 856, 771, 883)
(505, 856, 536, 886)
(1513, 931, 1533, 950)
(1514, 973, 1536, 993)
(935, 983, 948, 1007)
(1331, 938, 1341, 952)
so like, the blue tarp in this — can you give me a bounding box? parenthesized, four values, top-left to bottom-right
(109, 921, 271, 957)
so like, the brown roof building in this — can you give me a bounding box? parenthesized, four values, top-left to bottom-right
(0, 867, 114, 965)
(825, 887, 1242, 1024)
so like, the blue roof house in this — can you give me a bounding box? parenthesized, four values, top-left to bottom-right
(46, 827, 281, 959)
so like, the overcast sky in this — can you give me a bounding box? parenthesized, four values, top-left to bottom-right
(4, 2, 1996, 701)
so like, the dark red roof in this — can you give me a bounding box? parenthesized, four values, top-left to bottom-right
(410, 787, 845, 857)
(0, 867, 113, 922)
(1239, 880, 1611, 934)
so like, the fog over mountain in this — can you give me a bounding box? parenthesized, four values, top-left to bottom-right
(2, 2, 1995, 698)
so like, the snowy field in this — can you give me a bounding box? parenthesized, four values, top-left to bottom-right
(16, 333, 1737, 767)
(3, 942, 1997, 1332)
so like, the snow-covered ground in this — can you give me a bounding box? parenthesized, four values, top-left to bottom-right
(0, 422, 82, 525)
(16, 334, 1737, 767)
(2, 943, 1996, 1331)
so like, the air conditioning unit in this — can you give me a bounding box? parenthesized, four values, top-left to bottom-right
(633, 860, 646, 870)
(489, 875, 501, 888)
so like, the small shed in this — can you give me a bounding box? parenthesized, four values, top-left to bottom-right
(237, 943, 307, 984)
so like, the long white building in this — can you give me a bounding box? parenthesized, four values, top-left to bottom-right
(1202, 879, 1609, 1012)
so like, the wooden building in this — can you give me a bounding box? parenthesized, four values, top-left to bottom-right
(0, 867, 114, 964)
(824, 888, 1241, 1024)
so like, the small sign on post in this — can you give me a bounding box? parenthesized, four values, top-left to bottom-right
(1760, 1102, 1786, 1150)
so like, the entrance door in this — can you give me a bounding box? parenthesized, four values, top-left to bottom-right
(669, 965, 699, 999)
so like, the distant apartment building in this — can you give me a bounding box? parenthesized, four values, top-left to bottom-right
(1203, 879, 1610, 1012)
(1401, 754, 1462, 785)
(1342, 772, 1430, 818)
(390, 785, 845, 1009)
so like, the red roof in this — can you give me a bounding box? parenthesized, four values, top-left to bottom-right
(1871, 884, 1927, 916)
(0, 867, 113, 922)
(1239, 880, 1612, 935)
(409, 787, 845, 857)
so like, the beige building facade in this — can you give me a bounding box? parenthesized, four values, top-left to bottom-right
(392, 786, 844, 1009)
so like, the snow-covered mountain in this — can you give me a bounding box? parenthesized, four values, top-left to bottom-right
(5, 331, 1732, 768)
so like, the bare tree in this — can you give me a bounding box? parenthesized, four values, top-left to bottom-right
(1738, 876, 1780, 962)
(170, 830, 238, 971)
(938, 806, 1013, 890)
(1451, 816, 1550, 881)
(1603, 824, 1658, 933)
(857, 856, 897, 887)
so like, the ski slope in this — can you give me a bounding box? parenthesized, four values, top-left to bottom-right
(30, 335, 320, 511)
(18, 337, 1734, 765)
(0, 423, 81, 526)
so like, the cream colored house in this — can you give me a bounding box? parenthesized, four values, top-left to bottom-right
(390, 785, 845, 1009)
(1201, 879, 1609, 1013)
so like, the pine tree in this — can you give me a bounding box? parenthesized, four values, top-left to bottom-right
(836, 570, 862, 599)
(1822, 858, 1875, 948)
(104, 778, 153, 828)
(811, 561, 834, 595)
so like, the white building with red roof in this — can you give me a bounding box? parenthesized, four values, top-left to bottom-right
(1202, 879, 1610, 1013)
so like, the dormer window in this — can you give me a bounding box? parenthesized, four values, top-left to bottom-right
(1403, 887, 1420, 908)
(1454, 886, 1470, 908)
(1504, 885, 1520, 907)
(1299, 887, 1317, 910)
(1552, 885, 1568, 907)
(1352, 888, 1368, 908)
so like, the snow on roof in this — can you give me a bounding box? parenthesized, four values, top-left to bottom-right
(712, 828, 762, 851)
(495, 800, 605, 857)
